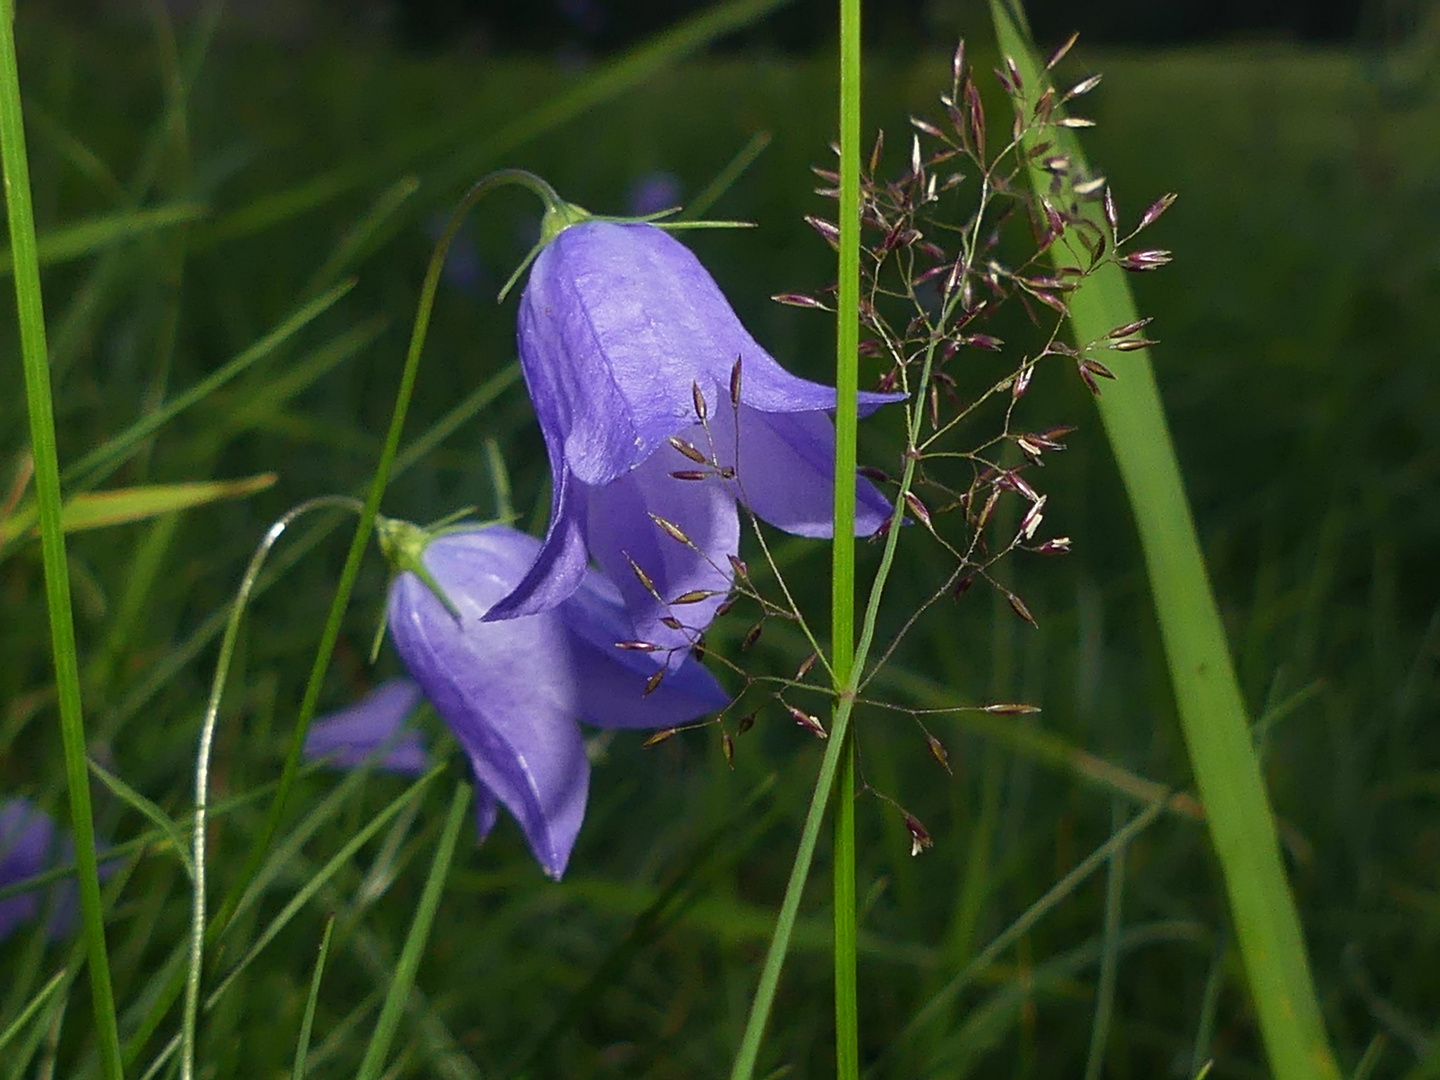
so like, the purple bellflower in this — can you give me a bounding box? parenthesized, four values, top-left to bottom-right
(486, 206, 903, 653)
(304, 678, 430, 776)
(373, 518, 729, 880)
(0, 798, 114, 943)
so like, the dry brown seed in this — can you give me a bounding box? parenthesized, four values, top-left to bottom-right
(651, 514, 691, 545)
(626, 555, 658, 597)
(963, 76, 985, 158)
(772, 292, 830, 310)
(1081, 357, 1117, 381)
(1057, 116, 1096, 128)
(787, 706, 828, 739)
(728, 554, 749, 580)
(670, 470, 710, 481)
(671, 589, 718, 605)
(730, 357, 743, 407)
(1012, 364, 1034, 400)
(669, 435, 708, 463)
(981, 702, 1040, 715)
(714, 598, 735, 617)
(796, 653, 818, 681)
(1065, 73, 1103, 99)
(660, 616, 684, 630)
(1102, 187, 1119, 235)
(1107, 317, 1153, 339)
(805, 214, 841, 248)
(953, 573, 976, 599)
(741, 622, 763, 650)
(1117, 248, 1173, 271)
(1109, 337, 1158, 352)
(903, 491, 933, 529)
(1045, 30, 1079, 70)
(1034, 536, 1072, 554)
(1006, 590, 1039, 627)
(737, 712, 756, 735)
(1021, 495, 1048, 540)
(927, 734, 952, 773)
(857, 465, 892, 484)
(642, 728, 679, 748)
(952, 39, 966, 86)
(615, 640, 661, 652)
(1137, 192, 1178, 231)
(910, 115, 944, 138)
(691, 382, 708, 421)
(722, 732, 735, 769)
(904, 813, 934, 857)
(644, 670, 665, 695)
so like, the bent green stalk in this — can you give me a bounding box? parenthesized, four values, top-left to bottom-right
(0, 3, 123, 1076)
(988, 3, 1340, 1078)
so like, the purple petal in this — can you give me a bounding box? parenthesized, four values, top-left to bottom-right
(519, 222, 903, 487)
(0, 799, 54, 942)
(387, 525, 729, 879)
(304, 679, 429, 776)
(585, 437, 738, 652)
(483, 462, 590, 622)
(709, 403, 894, 538)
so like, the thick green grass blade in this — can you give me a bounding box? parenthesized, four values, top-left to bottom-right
(988, 4, 1340, 1078)
(0, 4, 123, 1076)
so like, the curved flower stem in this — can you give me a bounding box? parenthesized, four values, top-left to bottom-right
(831, 0, 863, 1076)
(211, 170, 523, 951)
(0, 6, 122, 1076)
(183, 495, 363, 1080)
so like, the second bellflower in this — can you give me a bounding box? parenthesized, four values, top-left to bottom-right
(485, 217, 902, 650)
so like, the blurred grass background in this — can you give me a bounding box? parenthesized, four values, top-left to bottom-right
(1, 2, 1438, 1077)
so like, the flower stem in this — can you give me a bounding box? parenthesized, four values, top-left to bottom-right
(832, 0, 863, 1077)
(0, 5, 122, 1077)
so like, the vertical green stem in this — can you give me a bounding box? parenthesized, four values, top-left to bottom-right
(0, 4, 123, 1077)
(989, 4, 1340, 1078)
(832, 0, 863, 1075)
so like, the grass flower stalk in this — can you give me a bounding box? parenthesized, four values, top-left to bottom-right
(831, 0, 863, 1075)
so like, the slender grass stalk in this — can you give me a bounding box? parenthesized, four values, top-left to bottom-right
(831, 0, 863, 1076)
(290, 917, 335, 1080)
(182, 496, 364, 1080)
(354, 782, 471, 1080)
(988, 3, 1340, 1078)
(0, 4, 123, 1077)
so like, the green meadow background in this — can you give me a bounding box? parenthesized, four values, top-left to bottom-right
(2, 4, 1438, 1077)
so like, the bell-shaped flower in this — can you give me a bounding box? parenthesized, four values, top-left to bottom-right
(375, 518, 729, 880)
(485, 215, 902, 651)
(304, 678, 430, 776)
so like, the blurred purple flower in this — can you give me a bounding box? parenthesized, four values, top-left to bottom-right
(486, 220, 902, 650)
(0, 798, 118, 943)
(378, 520, 728, 880)
(625, 171, 683, 217)
(304, 678, 429, 776)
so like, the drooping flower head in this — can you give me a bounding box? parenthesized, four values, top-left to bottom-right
(371, 518, 729, 879)
(486, 193, 903, 653)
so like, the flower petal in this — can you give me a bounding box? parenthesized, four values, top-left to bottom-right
(389, 563, 590, 880)
(585, 439, 738, 652)
(483, 463, 591, 622)
(304, 678, 429, 776)
(709, 403, 894, 538)
(0, 800, 53, 942)
(520, 222, 905, 486)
